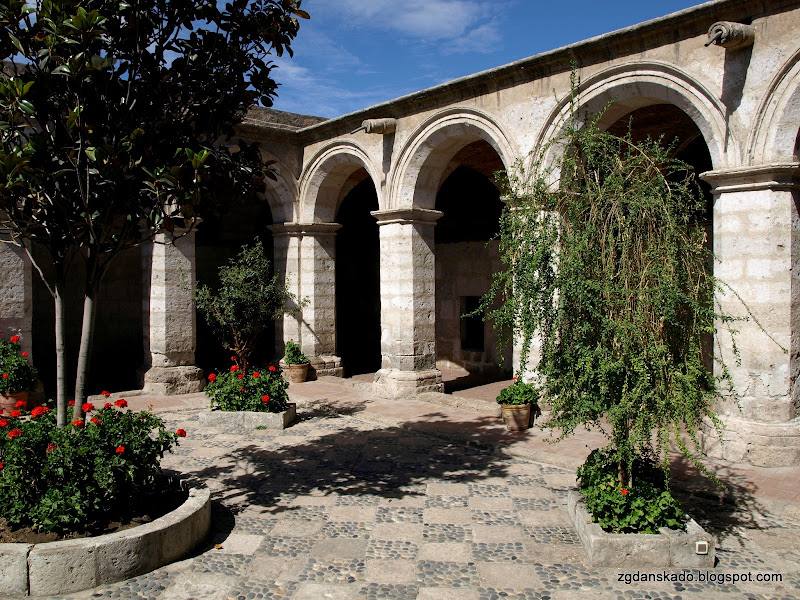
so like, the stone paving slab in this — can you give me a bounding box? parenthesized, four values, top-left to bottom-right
(36, 390, 800, 600)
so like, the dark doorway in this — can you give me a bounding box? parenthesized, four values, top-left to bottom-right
(336, 178, 381, 377)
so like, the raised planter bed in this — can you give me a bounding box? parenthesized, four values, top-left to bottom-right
(199, 403, 297, 430)
(567, 491, 715, 568)
(0, 486, 211, 597)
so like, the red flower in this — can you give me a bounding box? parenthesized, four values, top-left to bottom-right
(0, 462, 3, 469)
(104, 402, 112, 409)
(240, 386, 245, 391)
(21, 351, 28, 357)
(101, 390, 111, 397)
(252, 372, 260, 378)
(31, 406, 50, 418)
(91, 417, 101, 425)
(115, 446, 125, 454)
(176, 429, 187, 437)
(68, 400, 75, 406)
(268, 366, 276, 372)
(72, 419, 84, 428)
(14, 400, 26, 409)
(46, 443, 57, 453)
(9, 335, 19, 343)
(230, 365, 240, 373)
(621, 488, 629, 496)
(8, 429, 22, 439)
(208, 373, 217, 383)
(9, 410, 21, 418)
(230, 356, 237, 362)
(0, 418, 7, 427)
(82, 402, 94, 412)
(114, 399, 128, 408)
(2, 373, 7, 379)
(261, 395, 270, 403)
(238, 373, 244, 379)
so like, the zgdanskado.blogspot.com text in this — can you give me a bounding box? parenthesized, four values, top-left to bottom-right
(618, 571, 782, 585)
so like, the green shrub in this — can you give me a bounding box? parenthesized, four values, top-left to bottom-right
(205, 361, 289, 412)
(496, 380, 539, 406)
(577, 447, 685, 534)
(0, 400, 181, 533)
(0, 335, 38, 394)
(283, 339, 309, 365)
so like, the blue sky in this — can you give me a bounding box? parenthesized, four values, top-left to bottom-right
(269, 0, 706, 118)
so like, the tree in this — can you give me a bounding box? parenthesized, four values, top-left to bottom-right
(0, 0, 308, 426)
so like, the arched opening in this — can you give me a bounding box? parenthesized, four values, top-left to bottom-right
(605, 103, 714, 371)
(195, 197, 275, 374)
(434, 140, 511, 390)
(335, 170, 381, 377)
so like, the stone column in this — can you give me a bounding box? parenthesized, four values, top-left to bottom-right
(139, 228, 204, 395)
(271, 223, 343, 378)
(700, 164, 800, 466)
(372, 209, 444, 398)
(0, 232, 33, 356)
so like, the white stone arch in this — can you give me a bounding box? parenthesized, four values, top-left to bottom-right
(747, 46, 800, 164)
(389, 108, 516, 211)
(535, 62, 731, 171)
(298, 142, 382, 223)
(260, 152, 298, 224)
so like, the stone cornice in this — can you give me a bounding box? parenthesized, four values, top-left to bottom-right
(371, 209, 443, 225)
(267, 222, 342, 236)
(700, 163, 800, 193)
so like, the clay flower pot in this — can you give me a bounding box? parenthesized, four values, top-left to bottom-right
(500, 403, 532, 431)
(0, 390, 29, 414)
(286, 362, 309, 383)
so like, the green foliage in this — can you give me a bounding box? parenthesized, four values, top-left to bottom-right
(195, 241, 302, 370)
(0, 401, 180, 533)
(284, 339, 309, 365)
(0, 335, 37, 394)
(577, 447, 685, 534)
(482, 78, 735, 487)
(205, 361, 289, 413)
(496, 380, 539, 407)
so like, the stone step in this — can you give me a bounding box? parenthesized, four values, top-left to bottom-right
(416, 391, 501, 417)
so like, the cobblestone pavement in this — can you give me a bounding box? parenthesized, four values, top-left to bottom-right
(42, 401, 800, 600)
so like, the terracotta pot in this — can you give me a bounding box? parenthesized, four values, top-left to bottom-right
(500, 403, 532, 431)
(286, 363, 309, 383)
(0, 390, 30, 413)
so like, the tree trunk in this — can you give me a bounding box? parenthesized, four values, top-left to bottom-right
(72, 250, 100, 422)
(54, 270, 68, 428)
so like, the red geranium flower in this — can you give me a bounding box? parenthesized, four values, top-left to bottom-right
(2, 373, 7, 379)
(176, 429, 187, 437)
(115, 446, 125, 454)
(9, 335, 19, 343)
(268, 366, 276, 372)
(208, 373, 217, 383)
(21, 351, 28, 357)
(0, 418, 7, 427)
(621, 488, 629, 496)
(104, 402, 112, 409)
(46, 443, 57, 453)
(240, 386, 245, 391)
(252, 372, 260, 378)
(231, 356, 237, 361)
(101, 390, 111, 397)
(9, 410, 21, 418)
(68, 400, 75, 406)
(238, 373, 244, 379)
(114, 399, 128, 408)
(82, 402, 94, 412)
(72, 419, 84, 428)
(8, 429, 22, 439)
(31, 406, 50, 418)
(0, 462, 3, 469)
(261, 395, 270, 403)
(230, 365, 240, 372)
(14, 400, 26, 408)
(91, 417, 101, 425)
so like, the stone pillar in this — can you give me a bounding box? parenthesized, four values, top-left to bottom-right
(700, 164, 800, 466)
(0, 233, 33, 356)
(139, 228, 204, 395)
(372, 209, 443, 398)
(271, 223, 343, 378)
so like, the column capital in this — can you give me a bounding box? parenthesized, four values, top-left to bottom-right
(700, 163, 800, 193)
(268, 222, 342, 237)
(370, 208, 443, 225)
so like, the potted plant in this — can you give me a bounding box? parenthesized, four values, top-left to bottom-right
(496, 379, 540, 431)
(0, 335, 38, 413)
(283, 339, 311, 383)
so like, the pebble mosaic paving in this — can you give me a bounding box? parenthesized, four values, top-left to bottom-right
(46, 407, 800, 600)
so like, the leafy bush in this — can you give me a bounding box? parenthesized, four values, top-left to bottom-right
(284, 339, 309, 365)
(496, 380, 540, 406)
(577, 447, 685, 534)
(0, 335, 38, 394)
(205, 360, 289, 412)
(0, 400, 181, 533)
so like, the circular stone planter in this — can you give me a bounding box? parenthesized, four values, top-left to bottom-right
(0, 486, 211, 598)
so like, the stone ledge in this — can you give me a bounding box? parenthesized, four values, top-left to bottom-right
(0, 486, 211, 597)
(417, 391, 501, 417)
(567, 491, 715, 568)
(199, 404, 297, 430)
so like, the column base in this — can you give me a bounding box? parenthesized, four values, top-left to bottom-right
(309, 355, 343, 379)
(138, 365, 205, 396)
(373, 368, 444, 399)
(701, 414, 800, 467)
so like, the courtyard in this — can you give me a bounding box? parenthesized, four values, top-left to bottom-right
(42, 379, 800, 600)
